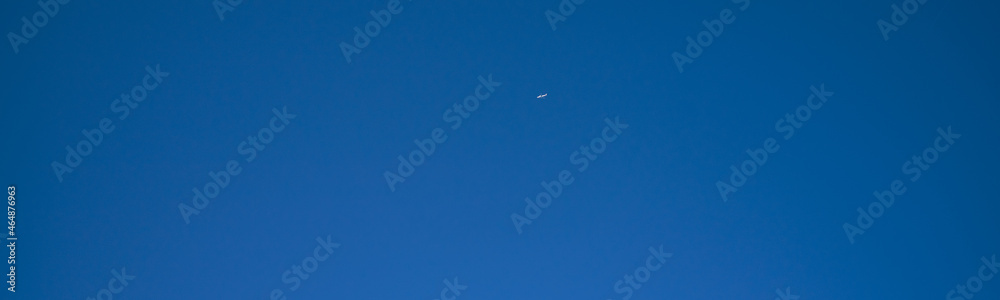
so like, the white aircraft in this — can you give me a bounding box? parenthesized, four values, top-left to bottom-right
(537, 93, 548, 99)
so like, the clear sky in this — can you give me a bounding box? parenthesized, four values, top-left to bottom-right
(2, 0, 999, 299)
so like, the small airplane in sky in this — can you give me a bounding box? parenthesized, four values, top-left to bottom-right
(536, 93, 548, 99)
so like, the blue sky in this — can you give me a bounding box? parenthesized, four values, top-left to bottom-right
(2, 0, 999, 299)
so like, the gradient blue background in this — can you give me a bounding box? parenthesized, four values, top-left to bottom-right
(2, 0, 999, 299)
